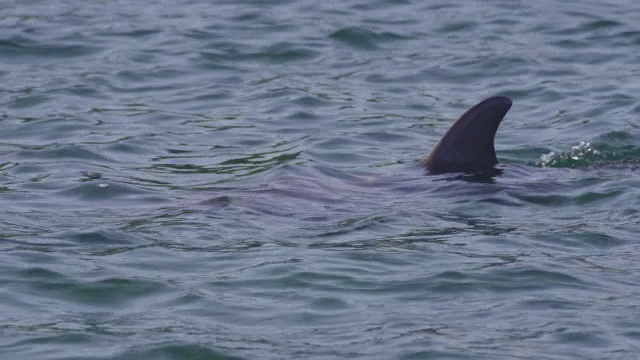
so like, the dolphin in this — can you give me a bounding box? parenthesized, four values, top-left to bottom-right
(423, 96, 512, 174)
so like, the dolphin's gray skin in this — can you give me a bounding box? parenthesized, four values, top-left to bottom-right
(423, 96, 512, 174)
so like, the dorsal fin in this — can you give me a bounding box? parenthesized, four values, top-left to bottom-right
(423, 96, 512, 174)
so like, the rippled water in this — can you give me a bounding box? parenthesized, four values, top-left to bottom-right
(2, 0, 640, 359)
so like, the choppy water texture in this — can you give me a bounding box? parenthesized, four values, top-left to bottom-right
(1, 1, 640, 359)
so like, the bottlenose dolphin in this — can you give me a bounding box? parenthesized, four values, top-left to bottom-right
(423, 96, 512, 174)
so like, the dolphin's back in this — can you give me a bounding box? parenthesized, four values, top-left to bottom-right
(423, 96, 512, 174)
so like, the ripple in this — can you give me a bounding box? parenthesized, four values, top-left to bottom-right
(0, 36, 102, 62)
(329, 26, 407, 50)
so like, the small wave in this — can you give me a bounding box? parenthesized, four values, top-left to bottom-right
(538, 141, 640, 169)
(539, 141, 600, 168)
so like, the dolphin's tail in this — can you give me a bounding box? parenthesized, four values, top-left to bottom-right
(423, 96, 512, 174)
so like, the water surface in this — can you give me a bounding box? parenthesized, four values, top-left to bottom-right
(1, 0, 640, 359)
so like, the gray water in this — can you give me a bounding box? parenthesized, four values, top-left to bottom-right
(2, 1, 640, 359)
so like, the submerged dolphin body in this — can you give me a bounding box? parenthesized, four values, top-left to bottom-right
(424, 96, 512, 174)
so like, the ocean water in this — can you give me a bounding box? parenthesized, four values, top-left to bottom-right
(1, 0, 640, 359)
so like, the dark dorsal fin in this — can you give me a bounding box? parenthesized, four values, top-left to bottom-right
(423, 96, 512, 174)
